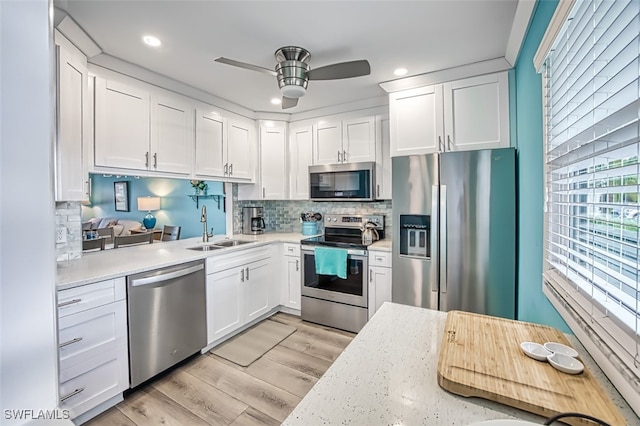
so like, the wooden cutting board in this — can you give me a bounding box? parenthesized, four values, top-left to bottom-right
(437, 311, 625, 426)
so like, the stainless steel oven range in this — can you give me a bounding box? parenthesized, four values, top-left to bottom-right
(300, 214, 384, 333)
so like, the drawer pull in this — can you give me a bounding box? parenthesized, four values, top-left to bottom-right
(59, 337, 83, 348)
(288, 247, 294, 252)
(58, 298, 82, 308)
(60, 387, 85, 402)
(376, 257, 384, 262)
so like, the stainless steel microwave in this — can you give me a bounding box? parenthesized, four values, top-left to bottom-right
(309, 162, 375, 201)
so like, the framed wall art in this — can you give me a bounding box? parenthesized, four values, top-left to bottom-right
(114, 181, 130, 212)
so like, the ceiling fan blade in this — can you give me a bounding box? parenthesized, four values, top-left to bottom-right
(214, 57, 277, 77)
(307, 60, 371, 80)
(282, 96, 298, 109)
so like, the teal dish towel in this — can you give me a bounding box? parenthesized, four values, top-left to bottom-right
(314, 247, 348, 279)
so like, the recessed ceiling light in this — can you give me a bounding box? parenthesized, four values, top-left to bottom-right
(143, 35, 162, 47)
(394, 68, 408, 76)
(270, 98, 281, 105)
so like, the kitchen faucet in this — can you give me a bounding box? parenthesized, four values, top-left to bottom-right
(200, 205, 214, 243)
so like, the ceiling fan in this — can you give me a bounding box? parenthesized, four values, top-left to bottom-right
(214, 46, 371, 109)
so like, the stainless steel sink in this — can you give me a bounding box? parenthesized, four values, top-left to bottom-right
(186, 245, 224, 251)
(213, 240, 252, 247)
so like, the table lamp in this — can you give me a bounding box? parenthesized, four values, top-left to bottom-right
(137, 196, 160, 230)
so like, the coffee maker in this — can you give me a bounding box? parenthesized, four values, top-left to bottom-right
(242, 207, 266, 235)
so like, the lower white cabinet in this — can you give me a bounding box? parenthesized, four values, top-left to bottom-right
(57, 278, 128, 421)
(282, 243, 301, 311)
(206, 246, 272, 344)
(368, 250, 392, 320)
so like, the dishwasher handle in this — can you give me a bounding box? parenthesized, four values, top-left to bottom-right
(130, 263, 204, 287)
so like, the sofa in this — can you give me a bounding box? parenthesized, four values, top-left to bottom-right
(82, 217, 143, 237)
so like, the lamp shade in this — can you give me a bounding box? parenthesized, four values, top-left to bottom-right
(137, 196, 160, 212)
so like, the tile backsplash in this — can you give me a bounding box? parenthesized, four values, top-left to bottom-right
(55, 201, 82, 263)
(232, 185, 392, 235)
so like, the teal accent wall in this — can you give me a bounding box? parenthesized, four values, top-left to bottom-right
(82, 175, 226, 239)
(515, 0, 569, 332)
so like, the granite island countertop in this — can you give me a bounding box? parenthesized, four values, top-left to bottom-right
(283, 302, 638, 426)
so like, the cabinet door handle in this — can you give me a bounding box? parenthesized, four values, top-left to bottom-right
(153, 152, 157, 168)
(263, 187, 265, 198)
(296, 260, 299, 271)
(59, 337, 83, 348)
(376, 184, 380, 198)
(229, 164, 233, 176)
(245, 267, 249, 280)
(58, 298, 81, 308)
(224, 163, 228, 175)
(241, 269, 244, 282)
(370, 269, 373, 282)
(86, 178, 92, 198)
(60, 387, 85, 402)
(337, 151, 341, 163)
(145, 151, 149, 168)
(343, 150, 347, 162)
(447, 135, 452, 151)
(438, 136, 443, 152)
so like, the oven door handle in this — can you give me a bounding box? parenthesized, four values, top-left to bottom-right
(301, 248, 367, 257)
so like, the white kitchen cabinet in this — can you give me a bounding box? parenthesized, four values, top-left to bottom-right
(443, 73, 509, 152)
(194, 109, 226, 177)
(94, 78, 150, 170)
(57, 278, 128, 422)
(314, 120, 342, 165)
(206, 246, 272, 345)
(288, 125, 314, 200)
(237, 122, 287, 200)
(150, 95, 193, 175)
(342, 116, 376, 163)
(314, 117, 376, 165)
(55, 32, 90, 201)
(389, 71, 509, 157)
(194, 112, 255, 182)
(226, 118, 254, 180)
(282, 243, 301, 312)
(368, 250, 392, 320)
(375, 115, 392, 200)
(94, 77, 192, 176)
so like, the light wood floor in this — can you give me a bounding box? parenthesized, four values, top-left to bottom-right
(86, 313, 355, 425)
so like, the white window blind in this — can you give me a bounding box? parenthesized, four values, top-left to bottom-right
(542, 0, 640, 412)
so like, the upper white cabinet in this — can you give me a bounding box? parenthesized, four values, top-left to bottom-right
(389, 71, 509, 156)
(150, 96, 193, 175)
(443, 73, 509, 152)
(194, 112, 254, 182)
(288, 125, 314, 200)
(94, 78, 150, 171)
(313, 116, 376, 165)
(226, 119, 254, 180)
(237, 122, 286, 200)
(194, 109, 226, 177)
(55, 32, 90, 201)
(94, 77, 193, 175)
(259, 124, 287, 200)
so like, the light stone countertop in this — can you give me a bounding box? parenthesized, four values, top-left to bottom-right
(283, 302, 638, 426)
(56, 232, 311, 290)
(369, 238, 391, 251)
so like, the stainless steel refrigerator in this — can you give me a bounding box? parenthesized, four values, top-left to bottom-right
(391, 148, 516, 319)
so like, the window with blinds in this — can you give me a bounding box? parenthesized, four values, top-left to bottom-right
(542, 0, 640, 407)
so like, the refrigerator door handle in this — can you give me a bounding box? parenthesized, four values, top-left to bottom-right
(440, 185, 447, 294)
(431, 184, 439, 293)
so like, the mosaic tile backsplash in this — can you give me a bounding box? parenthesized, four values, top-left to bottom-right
(231, 184, 392, 235)
(55, 201, 82, 263)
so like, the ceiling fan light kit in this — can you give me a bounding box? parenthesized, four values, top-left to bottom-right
(214, 45, 371, 109)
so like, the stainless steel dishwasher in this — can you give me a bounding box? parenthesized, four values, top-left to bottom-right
(127, 260, 206, 387)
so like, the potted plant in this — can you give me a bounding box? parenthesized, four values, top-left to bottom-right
(190, 180, 208, 195)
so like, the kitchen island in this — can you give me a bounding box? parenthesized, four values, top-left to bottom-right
(283, 302, 638, 425)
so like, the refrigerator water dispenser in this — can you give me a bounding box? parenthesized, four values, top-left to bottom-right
(399, 215, 430, 258)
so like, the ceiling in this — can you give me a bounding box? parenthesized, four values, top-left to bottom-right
(54, 0, 531, 115)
